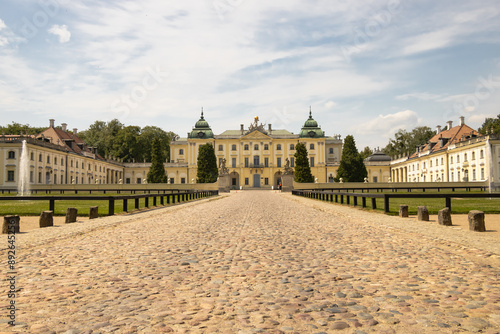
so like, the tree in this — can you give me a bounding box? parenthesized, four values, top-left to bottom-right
(147, 138, 167, 183)
(359, 146, 373, 160)
(138, 126, 176, 162)
(335, 135, 367, 182)
(112, 126, 142, 162)
(383, 126, 435, 157)
(479, 114, 500, 135)
(0, 122, 45, 135)
(294, 142, 314, 183)
(196, 143, 218, 183)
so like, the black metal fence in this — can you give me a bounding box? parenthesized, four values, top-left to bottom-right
(0, 190, 218, 216)
(292, 189, 500, 213)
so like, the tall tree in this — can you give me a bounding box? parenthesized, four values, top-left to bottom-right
(383, 126, 435, 157)
(147, 138, 167, 183)
(138, 126, 176, 162)
(478, 114, 500, 135)
(196, 143, 218, 183)
(112, 126, 142, 162)
(335, 135, 367, 182)
(294, 142, 314, 183)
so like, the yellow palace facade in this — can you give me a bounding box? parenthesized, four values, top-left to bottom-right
(163, 111, 344, 189)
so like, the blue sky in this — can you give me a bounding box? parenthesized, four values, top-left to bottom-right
(1, 0, 500, 149)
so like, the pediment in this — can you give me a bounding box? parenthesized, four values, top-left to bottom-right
(241, 130, 271, 140)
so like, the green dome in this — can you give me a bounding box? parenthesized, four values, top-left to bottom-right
(299, 109, 325, 138)
(189, 110, 214, 139)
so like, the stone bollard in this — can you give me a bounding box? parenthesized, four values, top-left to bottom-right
(2, 215, 20, 234)
(417, 206, 429, 221)
(39, 211, 54, 228)
(438, 208, 452, 226)
(65, 207, 78, 224)
(468, 210, 485, 232)
(89, 206, 99, 219)
(399, 205, 409, 218)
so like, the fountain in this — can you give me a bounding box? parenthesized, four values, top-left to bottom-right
(17, 140, 30, 196)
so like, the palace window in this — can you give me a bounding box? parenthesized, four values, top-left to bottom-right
(179, 149, 184, 155)
(276, 144, 281, 150)
(47, 156, 50, 163)
(481, 168, 485, 180)
(450, 156, 453, 164)
(472, 151, 475, 160)
(291, 157, 295, 167)
(310, 144, 314, 150)
(290, 144, 295, 150)
(181, 178, 186, 184)
(30, 152, 34, 161)
(244, 157, 249, 167)
(277, 157, 282, 167)
(232, 144, 237, 151)
(76, 161, 78, 168)
(137, 178, 142, 184)
(61, 159, 64, 166)
(310, 157, 315, 167)
(71, 160, 74, 167)
(264, 157, 269, 167)
(218, 145, 223, 151)
(480, 150, 484, 159)
(264, 178, 269, 185)
(8, 151, 15, 159)
(39, 154, 42, 162)
(254, 144, 259, 150)
(329, 148, 333, 154)
(232, 158, 236, 168)
(38, 172, 42, 183)
(170, 178, 174, 184)
(244, 144, 249, 150)
(245, 178, 249, 185)
(451, 172, 454, 181)
(264, 144, 269, 150)
(30, 171, 34, 183)
(430, 160, 432, 167)
(7, 170, 14, 182)
(457, 155, 460, 163)
(464, 153, 467, 162)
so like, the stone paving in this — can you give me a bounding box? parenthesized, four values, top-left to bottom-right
(1, 191, 500, 333)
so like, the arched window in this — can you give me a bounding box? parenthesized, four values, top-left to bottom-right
(218, 145, 223, 151)
(277, 144, 282, 150)
(472, 151, 475, 160)
(310, 144, 315, 150)
(7, 151, 15, 159)
(264, 144, 269, 150)
(254, 144, 259, 150)
(290, 144, 295, 150)
(480, 150, 484, 159)
(39, 154, 42, 162)
(244, 144, 249, 150)
(179, 149, 184, 155)
(329, 148, 333, 154)
(232, 144, 237, 151)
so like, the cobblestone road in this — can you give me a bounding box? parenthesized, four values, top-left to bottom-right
(1, 191, 500, 333)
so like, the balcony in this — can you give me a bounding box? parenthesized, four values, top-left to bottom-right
(249, 164, 265, 168)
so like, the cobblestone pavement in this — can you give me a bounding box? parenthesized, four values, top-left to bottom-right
(1, 191, 500, 333)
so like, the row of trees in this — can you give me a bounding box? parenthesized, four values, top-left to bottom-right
(77, 120, 178, 163)
(0, 122, 46, 135)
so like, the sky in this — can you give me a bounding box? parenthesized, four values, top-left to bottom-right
(1, 0, 500, 150)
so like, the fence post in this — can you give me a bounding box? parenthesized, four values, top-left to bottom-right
(135, 198, 139, 210)
(49, 199, 55, 212)
(160, 196, 164, 205)
(371, 197, 376, 210)
(445, 197, 451, 210)
(108, 199, 115, 216)
(145, 197, 149, 208)
(123, 199, 128, 212)
(384, 195, 390, 213)
(362, 197, 366, 208)
(153, 196, 157, 206)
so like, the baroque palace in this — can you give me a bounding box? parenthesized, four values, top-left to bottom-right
(0, 112, 498, 190)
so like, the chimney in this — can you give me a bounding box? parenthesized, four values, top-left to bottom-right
(240, 124, 244, 135)
(446, 120, 453, 129)
(49, 119, 55, 128)
(459, 116, 465, 126)
(268, 124, 272, 131)
(73, 128, 78, 135)
(436, 125, 441, 134)
(61, 123, 67, 132)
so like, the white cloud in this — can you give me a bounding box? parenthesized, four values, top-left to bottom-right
(361, 110, 419, 135)
(324, 101, 337, 109)
(48, 24, 71, 43)
(396, 92, 443, 101)
(0, 19, 6, 31)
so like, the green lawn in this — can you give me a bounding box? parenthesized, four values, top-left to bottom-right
(0, 194, 193, 217)
(310, 190, 500, 215)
